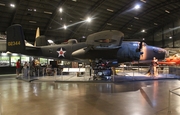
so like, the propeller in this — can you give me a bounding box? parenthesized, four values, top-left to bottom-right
(136, 40, 144, 52)
(136, 39, 145, 72)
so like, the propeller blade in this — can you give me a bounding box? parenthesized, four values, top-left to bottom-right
(136, 40, 144, 52)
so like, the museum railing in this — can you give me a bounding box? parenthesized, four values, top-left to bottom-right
(168, 87, 180, 113)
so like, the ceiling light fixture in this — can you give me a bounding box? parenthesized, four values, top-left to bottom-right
(107, 23, 112, 25)
(134, 17, 139, 19)
(86, 17, 92, 22)
(29, 21, 37, 23)
(28, 8, 32, 11)
(134, 4, 140, 10)
(107, 9, 114, 12)
(63, 25, 67, 29)
(165, 10, 170, 13)
(154, 23, 158, 25)
(140, 0, 146, 3)
(44, 11, 52, 14)
(10, 3, 15, 8)
(59, 8, 63, 13)
(141, 29, 145, 32)
(0, 3, 5, 6)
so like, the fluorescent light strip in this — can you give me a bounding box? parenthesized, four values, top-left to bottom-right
(0, 3, 5, 6)
(44, 11, 52, 14)
(134, 17, 139, 19)
(140, 0, 146, 3)
(154, 23, 158, 25)
(29, 21, 37, 23)
(107, 9, 114, 12)
(165, 10, 170, 13)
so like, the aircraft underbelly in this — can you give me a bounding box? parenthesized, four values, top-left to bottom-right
(117, 44, 141, 63)
(73, 49, 118, 60)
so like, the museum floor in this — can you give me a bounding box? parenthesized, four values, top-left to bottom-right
(0, 75, 180, 115)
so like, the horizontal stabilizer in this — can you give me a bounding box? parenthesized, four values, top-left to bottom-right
(25, 46, 41, 50)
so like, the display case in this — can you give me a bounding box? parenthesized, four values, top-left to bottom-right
(0, 53, 10, 67)
(40, 58, 47, 66)
(21, 55, 30, 65)
(10, 55, 21, 66)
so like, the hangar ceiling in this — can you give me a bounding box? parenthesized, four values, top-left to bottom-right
(0, 0, 180, 44)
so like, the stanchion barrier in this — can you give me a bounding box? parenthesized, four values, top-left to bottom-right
(168, 87, 180, 113)
(54, 68, 57, 81)
(0, 93, 1, 115)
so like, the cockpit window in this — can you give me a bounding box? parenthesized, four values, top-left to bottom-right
(132, 43, 139, 46)
(131, 42, 147, 47)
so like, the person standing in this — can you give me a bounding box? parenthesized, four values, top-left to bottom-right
(152, 57, 159, 77)
(23, 62, 29, 79)
(16, 59, 21, 78)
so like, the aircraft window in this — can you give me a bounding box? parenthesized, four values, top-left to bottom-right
(132, 43, 138, 46)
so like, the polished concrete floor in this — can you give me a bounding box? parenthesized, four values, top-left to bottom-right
(0, 75, 180, 115)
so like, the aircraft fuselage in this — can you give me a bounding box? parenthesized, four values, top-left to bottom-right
(25, 41, 166, 64)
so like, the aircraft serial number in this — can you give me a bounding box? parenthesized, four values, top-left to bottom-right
(8, 41, 21, 46)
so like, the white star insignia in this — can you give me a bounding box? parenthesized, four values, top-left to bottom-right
(57, 48, 66, 57)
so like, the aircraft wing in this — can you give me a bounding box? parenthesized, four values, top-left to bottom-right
(85, 30, 124, 50)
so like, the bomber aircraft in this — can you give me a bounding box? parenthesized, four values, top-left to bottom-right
(6, 24, 167, 67)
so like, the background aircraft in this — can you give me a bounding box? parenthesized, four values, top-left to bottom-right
(6, 24, 167, 67)
(158, 53, 180, 65)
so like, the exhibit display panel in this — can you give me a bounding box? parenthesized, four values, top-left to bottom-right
(10, 55, 21, 66)
(40, 58, 47, 66)
(0, 53, 9, 66)
(0, 53, 54, 67)
(21, 55, 30, 65)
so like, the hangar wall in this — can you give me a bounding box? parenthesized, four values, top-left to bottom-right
(145, 18, 180, 48)
(0, 40, 6, 51)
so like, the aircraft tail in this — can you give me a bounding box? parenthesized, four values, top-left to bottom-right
(34, 27, 48, 46)
(34, 27, 40, 46)
(6, 24, 25, 53)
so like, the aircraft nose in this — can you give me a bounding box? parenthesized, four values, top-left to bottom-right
(146, 46, 166, 61)
(155, 47, 167, 60)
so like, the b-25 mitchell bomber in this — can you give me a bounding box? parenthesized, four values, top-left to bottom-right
(6, 24, 167, 66)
